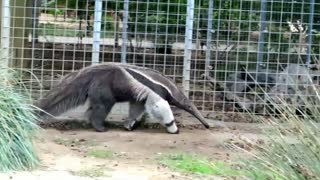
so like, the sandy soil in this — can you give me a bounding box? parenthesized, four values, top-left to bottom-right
(0, 123, 264, 180)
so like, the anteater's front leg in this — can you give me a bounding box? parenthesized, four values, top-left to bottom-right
(123, 101, 145, 131)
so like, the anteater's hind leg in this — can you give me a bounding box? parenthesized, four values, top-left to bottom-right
(123, 101, 145, 131)
(87, 101, 115, 132)
(87, 87, 115, 132)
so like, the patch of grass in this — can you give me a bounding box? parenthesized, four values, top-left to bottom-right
(227, 70, 320, 180)
(0, 55, 41, 172)
(72, 167, 107, 178)
(53, 137, 70, 146)
(158, 153, 248, 177)
(86, 148, 113, 159)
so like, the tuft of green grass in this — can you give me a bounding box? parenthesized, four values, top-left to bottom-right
(228, 71, 320, 180)
(0, 59, 41, 171)
(72, 167, 107, 178)
(53, 137, 70, 146)
(158, 153, 249, 177)
(86, 148, 113, 159)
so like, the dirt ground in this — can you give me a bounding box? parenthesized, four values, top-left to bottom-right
(0, 120, 265, 180)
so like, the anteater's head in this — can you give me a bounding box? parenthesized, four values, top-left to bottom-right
(146, 98, 179, 134)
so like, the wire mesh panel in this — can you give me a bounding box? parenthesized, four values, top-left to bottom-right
(4, 0, 320, 122)
(188, 0, 320, 121)
(7, 0, 190, 100)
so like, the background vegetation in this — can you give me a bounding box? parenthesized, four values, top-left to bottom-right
(40, 0, 320, 64)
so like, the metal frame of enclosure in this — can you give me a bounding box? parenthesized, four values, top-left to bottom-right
(1, 0, 320, 121)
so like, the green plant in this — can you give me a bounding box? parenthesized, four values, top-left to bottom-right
(228, 73, 320, 180)
(0, 58, 41, 172)
(86, 148, 113, 159)
(102, 15, 115, 31)
(158, 153, 248, 177)
(72, 167, 107, 177)
(47, 8, 64, 17)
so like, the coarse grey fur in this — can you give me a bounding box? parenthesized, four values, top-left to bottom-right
(122, 102, 146, 131)
(112, 63, 210, 129)
(58, 63, 210, 129)
(34, 64, 179, 134)
(36, 62, 211, 130)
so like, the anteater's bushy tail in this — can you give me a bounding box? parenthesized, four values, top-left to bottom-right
(34, 72, 90, 119)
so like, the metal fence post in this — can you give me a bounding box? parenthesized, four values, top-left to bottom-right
(257, 0, 267, 71)
(204, 0, 214, 76)
(121, 0, 129, 64)
(92, 0, 103, 65)
(306, 0, 315, 66)
(1, 0, 11, 67)
(183, 0, 195, 96)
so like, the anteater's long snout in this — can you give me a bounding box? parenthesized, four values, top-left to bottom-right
(188, 104, 210, 129)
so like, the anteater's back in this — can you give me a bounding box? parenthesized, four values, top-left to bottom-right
(35, 64, 118, 118)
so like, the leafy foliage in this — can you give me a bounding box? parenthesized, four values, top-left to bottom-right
(45, 0, 320, 42)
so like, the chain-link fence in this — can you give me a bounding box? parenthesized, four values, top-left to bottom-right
(2, 0, 320, 122)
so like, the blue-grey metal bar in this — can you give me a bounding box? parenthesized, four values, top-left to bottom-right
(121, 0, 130, 64)
(257, 0, 267, 71)
(182, 0, 195, 96)
(92, 0, 103, 65)
(306, 0, 315, 66)
(1, 0, 10, 67)
(204, 0, 214, 76)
